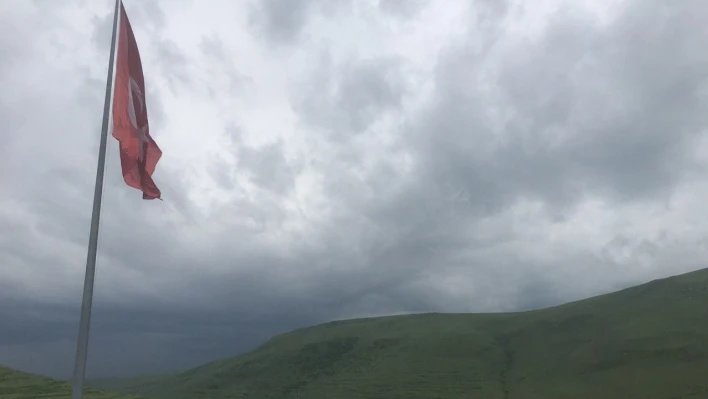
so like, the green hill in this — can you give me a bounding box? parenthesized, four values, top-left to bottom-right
(0, 365, 143, 399)
(98, 268, 708, 398)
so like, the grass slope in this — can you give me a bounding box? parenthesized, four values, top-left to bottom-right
(0, 366, 143, 399)
(99, 268, 708, 399)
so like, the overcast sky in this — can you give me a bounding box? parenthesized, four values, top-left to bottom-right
(2, 0, 708, 379)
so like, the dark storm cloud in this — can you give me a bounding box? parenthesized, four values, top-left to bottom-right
(0, 299, 316, 377)
(0, 240, 442, 377)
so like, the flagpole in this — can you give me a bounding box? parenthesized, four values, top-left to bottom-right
(71, 0, 121, 398)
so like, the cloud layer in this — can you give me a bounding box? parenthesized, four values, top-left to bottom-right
(2, 0, 708, 377)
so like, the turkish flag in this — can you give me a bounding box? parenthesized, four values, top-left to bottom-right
(112, 2, 162, 200)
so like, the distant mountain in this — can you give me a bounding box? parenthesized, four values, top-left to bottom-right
(94, 268, 708, 398)
(0, 365, 142, 398)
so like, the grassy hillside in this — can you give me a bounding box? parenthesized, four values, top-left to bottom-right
(0, 365, 143, 399)
(98, 268, 708, 399)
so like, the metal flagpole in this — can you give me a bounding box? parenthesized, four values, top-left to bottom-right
(71, 0, 121, 398)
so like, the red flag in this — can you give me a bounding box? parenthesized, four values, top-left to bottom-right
(112, 2, 162, 200)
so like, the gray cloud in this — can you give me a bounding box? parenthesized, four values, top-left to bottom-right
(293, 55, 411, 138)
(386, 0, 708, 224)
(377, 0, 429, 19)
(247, 0, 354, 45)
(247, 0, 317, 44)
(289, 0, 708, 310)
(237, 141, 299, 194)
(198, 35, 254, 99)
(2, 0, 708, 380)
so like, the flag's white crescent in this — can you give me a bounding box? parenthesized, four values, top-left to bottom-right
(128, 76, 148, 161)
